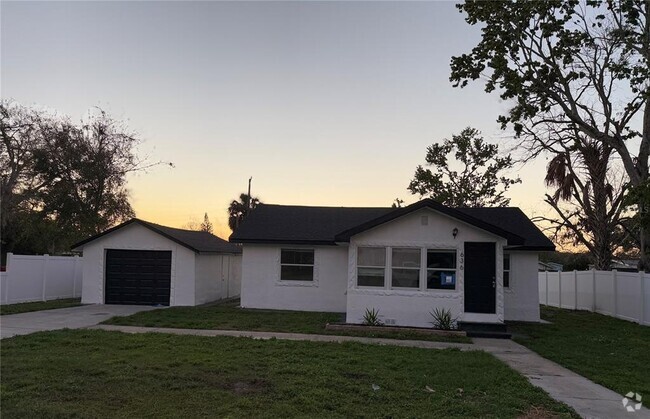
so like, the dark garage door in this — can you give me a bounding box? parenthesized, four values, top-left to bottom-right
(105, 249, 172, 305)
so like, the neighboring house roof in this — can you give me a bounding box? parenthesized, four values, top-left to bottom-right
(72, 219, 242, 254)
(230, 199, 554, 251)
(539, 261, 563, 272)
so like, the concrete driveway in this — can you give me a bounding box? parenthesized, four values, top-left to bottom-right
(0, 304, 159, 339)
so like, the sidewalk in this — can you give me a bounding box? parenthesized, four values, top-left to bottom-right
(93, 324, 650, 419)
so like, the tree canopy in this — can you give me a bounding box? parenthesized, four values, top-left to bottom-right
(1, 101, 168, 255)
(408, 127, 520, 207)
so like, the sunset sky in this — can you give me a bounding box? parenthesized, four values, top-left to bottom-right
(2, 1, 551, 239)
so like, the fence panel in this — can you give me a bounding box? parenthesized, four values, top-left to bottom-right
(0, 253, 82, 305)
(539, 269, 650, 326)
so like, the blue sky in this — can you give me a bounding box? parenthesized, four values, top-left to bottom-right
(1, 1, 548, 238)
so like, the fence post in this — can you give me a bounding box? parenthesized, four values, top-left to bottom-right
(612, 269, 618, 318)
(41, 254, 49, 302)
(5, 252, 13, 304)
(545, 270, 549, 305)
(558, 272, 562, 309)
(574, 270, 578, 310)
(640, 271, 645, 325)
(591, 269, 596, 312)
(73, 255, 81, 298)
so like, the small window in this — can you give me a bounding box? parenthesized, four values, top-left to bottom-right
(357, 247, 385, 287)
(392, 248, 420, 288)
(427, 250, 456, 290)
(281, 249, 314, 281)
(504, 254, 510, 288)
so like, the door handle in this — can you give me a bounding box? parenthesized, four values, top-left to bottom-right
(492, 280, 496, 288)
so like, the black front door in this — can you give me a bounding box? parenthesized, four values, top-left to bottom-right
(464, 242, 496, 314)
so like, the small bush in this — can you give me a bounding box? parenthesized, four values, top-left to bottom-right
(362, 308, 383, 326)
(430, 307, 458, 330)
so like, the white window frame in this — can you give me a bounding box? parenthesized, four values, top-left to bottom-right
(356, 246, 387, 288)
(425, 249, 457, 291)
(390, 247, 421, 290)
(280, 249, 315, 282)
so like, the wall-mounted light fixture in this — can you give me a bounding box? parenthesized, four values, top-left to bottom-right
(452, 227, 459, 238)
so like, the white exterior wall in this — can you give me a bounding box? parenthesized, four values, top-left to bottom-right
(79, 223, 197, 306)
(194, 254, 242, 304)
(504, 251, 540, 322)
(346, 208, 506, 327)
(240, 245, 347, 312)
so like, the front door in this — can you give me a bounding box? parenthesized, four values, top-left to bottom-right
(464, 242, 496, 314)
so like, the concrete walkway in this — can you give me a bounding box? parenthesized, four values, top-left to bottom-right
(93, 324, 650, 419)
(0, 305, 158, 339)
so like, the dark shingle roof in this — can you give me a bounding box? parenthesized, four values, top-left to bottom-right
(72, 219, 241, 254)
(230, 199, 554, 251)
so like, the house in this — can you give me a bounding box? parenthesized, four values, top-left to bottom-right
(230, 199, 554, 325)
(72, 219, 242, 306)
(539, 261, 563, 272)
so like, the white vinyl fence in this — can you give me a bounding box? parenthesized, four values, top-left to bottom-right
(539, 270, 650, 326)
(0, 253, 82, 305)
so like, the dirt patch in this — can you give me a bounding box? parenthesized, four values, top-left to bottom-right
(517, 405, 563, 419)
(224, 379, 269, 395)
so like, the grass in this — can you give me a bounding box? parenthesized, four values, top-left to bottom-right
(0, 329, 576, 418)
(103, 299, 471, 343)
(0, 298, 82, 316)
(509, 305, 650, 397)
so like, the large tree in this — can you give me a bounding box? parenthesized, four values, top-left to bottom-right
(408, 127, 520, 207)
(1, 101, 168, 254)
(450, 0, 650, 269)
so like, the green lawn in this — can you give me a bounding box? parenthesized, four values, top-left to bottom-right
(0, 329, 576, 418)
(0, 298, 82, 316)
(104, 299, 471, 343)
(509, 306, 650, 397)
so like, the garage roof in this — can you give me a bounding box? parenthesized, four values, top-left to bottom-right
(229, 199, 554, 251)
(72, 219, 242, 254)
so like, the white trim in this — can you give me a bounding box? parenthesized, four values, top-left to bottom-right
(275, 248, 319, 287)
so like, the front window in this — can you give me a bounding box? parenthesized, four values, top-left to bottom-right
(391, 248, 420, 288)
(427, 250, 456, 290)
(504, 254, 510, 288)
(280, 249, 314, 281)
(357, 247, 386, 287)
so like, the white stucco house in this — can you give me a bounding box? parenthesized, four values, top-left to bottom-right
(72, 219, 242, 306)
(230, 199, 554, 326)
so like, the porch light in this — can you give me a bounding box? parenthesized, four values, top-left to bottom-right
(452, 228, 458, 238)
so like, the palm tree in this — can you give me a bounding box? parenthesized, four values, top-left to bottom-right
(228, 193, 260, 232)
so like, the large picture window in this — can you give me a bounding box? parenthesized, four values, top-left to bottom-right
(391, 248, 420, 288)
(280, 249, 314, 281)
(357, 247, 386, 287)
(427, 250, 456, 290)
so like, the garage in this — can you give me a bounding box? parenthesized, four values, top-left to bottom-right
(72, 218, 242, 306)
(105, 249, 172, 305)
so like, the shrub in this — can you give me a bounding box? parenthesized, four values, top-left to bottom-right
(430, 307, 458, 330)
(362, 308, 383, 326)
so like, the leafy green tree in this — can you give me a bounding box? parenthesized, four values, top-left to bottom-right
(408, 127, 520, 207)
(450, 1, 650, 269)
(228, 193, 260, 232)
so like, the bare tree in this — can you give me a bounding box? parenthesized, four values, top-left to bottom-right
(527, 124, 629, 269)
(451, 1, 650, 269)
